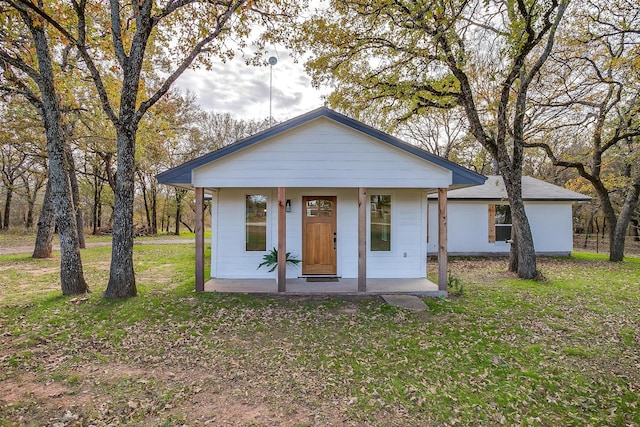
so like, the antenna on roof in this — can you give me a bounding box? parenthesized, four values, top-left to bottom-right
(268, 56, 277, 127)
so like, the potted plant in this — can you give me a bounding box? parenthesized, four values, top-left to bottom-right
(257, 247, 301, 272)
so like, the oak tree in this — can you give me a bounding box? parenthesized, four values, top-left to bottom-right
(526, 0, 640, 261)
(299, 0, 569, 278)
(18, 0, 302, 298)
(0, 3, 88, 293)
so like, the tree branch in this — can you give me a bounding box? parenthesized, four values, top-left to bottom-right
(135, 0, 245, 122)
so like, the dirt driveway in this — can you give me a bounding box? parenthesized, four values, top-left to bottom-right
(0, 238, 193, 256)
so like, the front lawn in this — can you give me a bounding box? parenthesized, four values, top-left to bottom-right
(0, 246, 638, 426)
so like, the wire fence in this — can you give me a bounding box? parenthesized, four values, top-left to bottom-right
(574, 233, 640, 256)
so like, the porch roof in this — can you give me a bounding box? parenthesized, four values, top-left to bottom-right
(156, 107, 486, 189)
(427, 175, 591, 202)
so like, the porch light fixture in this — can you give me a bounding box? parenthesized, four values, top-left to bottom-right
(285, 199, 291, 212)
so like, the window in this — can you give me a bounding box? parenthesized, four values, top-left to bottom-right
(305, 198, 334, 217)
(371, 195, 391, 251)
(246, 195, 267, 251)
(493, 204, 512, 242)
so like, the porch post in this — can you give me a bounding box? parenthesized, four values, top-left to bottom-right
(437, 187, 448, 292)
(358, 187, 367, 292)
(195, 187, 205, 292)
(277, 187, 286, 292)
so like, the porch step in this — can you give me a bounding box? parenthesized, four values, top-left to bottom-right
(381, 294, 428, 312)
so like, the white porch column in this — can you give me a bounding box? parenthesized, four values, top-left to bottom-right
(195, 187, 205, 292)
(277, 187, 286, 292)
(438, 187, 448, 292)
(358, 187, 367, 292)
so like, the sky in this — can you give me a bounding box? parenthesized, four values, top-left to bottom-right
(175, 48, 328, 122)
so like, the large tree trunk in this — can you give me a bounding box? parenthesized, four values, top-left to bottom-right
(510, 198, 538, 278)
(33, 179, 55, 259)
(610, 224, 627, 262)
(92, 181, 99, 234)
(143, 185, 151, 228)
(97, 201, 102, 229)
(26, 186, 37, 229)
(150, 183, 157, 234)
(609, 177, 640, 261)
(91, 170, 103, 234)
(3, 186, 12, 229)
(64, 143, 85, 248)
(508, 230, 519, 272)
(502, 170, 538, 279)
(104, 128, 137, 299)
(19, 173, 41, 229)
(30, 18, 88, 295)
(174, 189, 185, 236)
(137, 171, 151, 228)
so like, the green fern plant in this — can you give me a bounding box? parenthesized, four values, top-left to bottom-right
(257, 247, 301, 272)
(447, 271, 465, 296)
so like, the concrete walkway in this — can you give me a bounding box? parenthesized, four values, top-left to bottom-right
(381, 294, 429, 311)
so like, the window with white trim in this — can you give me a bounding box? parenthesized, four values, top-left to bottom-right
(371, 195, 391, 251)
(494, 204, 512, 242)
(246, 195, 267, 251)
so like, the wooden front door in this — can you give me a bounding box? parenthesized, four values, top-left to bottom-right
(302, 196, 337, 275)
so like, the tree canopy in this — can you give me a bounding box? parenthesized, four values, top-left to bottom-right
(298, 0, 569, 278)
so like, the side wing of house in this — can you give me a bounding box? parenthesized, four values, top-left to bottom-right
(427, 200, 576, 256)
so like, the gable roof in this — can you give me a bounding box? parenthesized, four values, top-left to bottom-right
(156, 107, 486, 188)
(429, 175, 591, 202)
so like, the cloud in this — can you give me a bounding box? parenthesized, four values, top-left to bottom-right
(175, 49, 328, 121)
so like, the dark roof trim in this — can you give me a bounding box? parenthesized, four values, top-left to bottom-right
(156, 107, 486, 186)
(429, 197, 591, 202)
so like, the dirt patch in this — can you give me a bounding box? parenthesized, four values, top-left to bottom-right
(137, 264, 177, 285)
(174, 393, 316, 426)
(29, 267, 61, 277)
(0, 375, 73, 405)
(29, 362, 339, 426)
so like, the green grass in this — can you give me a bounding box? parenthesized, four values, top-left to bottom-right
(0, 249, 639, 426)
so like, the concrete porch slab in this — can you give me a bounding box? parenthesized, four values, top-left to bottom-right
(204, 277, 445, 297)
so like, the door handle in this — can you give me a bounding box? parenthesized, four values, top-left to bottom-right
(333, 232, 337, 250)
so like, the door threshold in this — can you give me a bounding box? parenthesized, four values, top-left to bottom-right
(305, 276, 340, 283)
(298, 274, 342, 279)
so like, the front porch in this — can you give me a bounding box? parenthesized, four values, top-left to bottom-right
(204, 277, 443, 297)
(193, 186, 451, 295)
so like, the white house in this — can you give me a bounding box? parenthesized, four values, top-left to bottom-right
(157, 107, 486, 294)
(427, 175, 591, 256)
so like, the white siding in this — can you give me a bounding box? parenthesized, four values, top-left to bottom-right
(367, 189, 427, 278)
(193, 118, 452, 188)
(211, 188, 276, 278)
(427, 202, 505, 255)
(526, 203, 574, 253)
(427, 201, 575, 255)
(210, 188, 427, 279)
